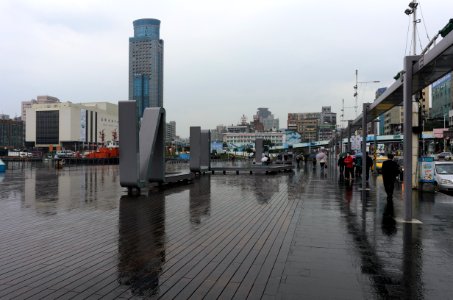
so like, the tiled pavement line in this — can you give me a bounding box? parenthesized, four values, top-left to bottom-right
(176, 172, 307, 299)
(0, 227, 119, 299)
(157, 190, 263, 276)
(0, 212, 118, 278)
(275, 172, 376, 299)
(157, 183, 291, 299)
(62, 176, 260, 300)
(160, 183, 263, 263)
(0, 218, 117, 283)
(221, 192, 300, 299)
(102, 176, 288, 299)
(181, 190, 299, 299)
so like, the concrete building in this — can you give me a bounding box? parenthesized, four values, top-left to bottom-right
(226, 125, 249, 133)
(0, 117, 24, 149)
(211, 125, 226, 142)
(166, 121, 176, 143)
(287, 112, 320, 142)
(254, 108, 279, 131)
(21, 96, 60, 126)
(383, 106, 404, 135)
(420, 86, 431, 120)
(25, 101, 118, 150)
(381, 86, 430, 135)
(319, 106, 336, 141)
(129, 18, 164, 119)
(223, 132, 284, 147)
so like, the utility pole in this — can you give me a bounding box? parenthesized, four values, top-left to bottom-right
(353, 69, 380, 118)
(404, 0, 420, 189)
(354, 70, 358, 117)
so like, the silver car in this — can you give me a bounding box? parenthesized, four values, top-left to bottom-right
(435, 152, 453, 161)
(434, 162, 453, 192)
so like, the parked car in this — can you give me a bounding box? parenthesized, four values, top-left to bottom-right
(434, 161, 453, 192)
(435, 152, 453, 161)
(55, 150, 74, 158)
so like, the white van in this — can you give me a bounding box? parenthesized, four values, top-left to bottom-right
(56, 150, 74, 158)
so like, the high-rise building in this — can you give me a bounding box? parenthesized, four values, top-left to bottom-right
(431, 72, 452, 120)
(254, 108, 279, 131)
(129, 18, 164, 119)
(0, 117, 24, 149)
(166, 121, 176, 143)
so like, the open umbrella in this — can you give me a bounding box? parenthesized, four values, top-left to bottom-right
(308, 153, 317, 159)
(339, 152, 347, 158)
(316, 152, 326, 161)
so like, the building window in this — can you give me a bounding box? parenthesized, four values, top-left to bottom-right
(36, 111, 59, 144)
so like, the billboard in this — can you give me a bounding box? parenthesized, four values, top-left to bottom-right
(80, 109, 87, 142)
(284, 130, 301, 146)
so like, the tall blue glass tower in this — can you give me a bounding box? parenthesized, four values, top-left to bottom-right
(129, 18, 164, 119)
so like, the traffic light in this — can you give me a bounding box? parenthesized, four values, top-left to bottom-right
(439, 19, 453, 38)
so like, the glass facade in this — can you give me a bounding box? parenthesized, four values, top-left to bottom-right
(36, 111, 59, 145)
(129, 18, 163, 121)
(431, 72, 452, 119)
(0, 119, 24, 148)
(133, 74, 150, 117)
(133, 19, 160, 39)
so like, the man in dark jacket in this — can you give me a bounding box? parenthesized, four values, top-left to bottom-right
(338, 156, 345, 177)
(381, 153, 400, 200)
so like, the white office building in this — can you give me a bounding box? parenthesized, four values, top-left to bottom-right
(25, 101, 118, 149)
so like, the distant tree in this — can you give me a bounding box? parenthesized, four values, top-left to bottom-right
(99, 129, 105, 145)
(112, 129, 118, 142)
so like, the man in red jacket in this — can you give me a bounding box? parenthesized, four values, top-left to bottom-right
(343, 152, 354, 180)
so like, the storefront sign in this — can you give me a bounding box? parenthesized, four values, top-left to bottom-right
(419, 156, 435, 183)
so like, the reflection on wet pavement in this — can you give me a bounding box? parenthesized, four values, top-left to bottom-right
(0, 161, 452, 299)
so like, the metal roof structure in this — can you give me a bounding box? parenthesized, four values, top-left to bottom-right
(351, 30, 453, 127)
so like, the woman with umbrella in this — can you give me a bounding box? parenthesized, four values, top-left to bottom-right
(316, 150, 327, 170)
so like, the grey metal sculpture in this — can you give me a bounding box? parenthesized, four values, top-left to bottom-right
(119, 100, 192, 195)
(119, 101, 142, 192)
(190, 126, 211, 173)
(255, 138, 264, 164)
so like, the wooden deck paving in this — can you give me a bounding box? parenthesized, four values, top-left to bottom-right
(1, 164, 453, 299)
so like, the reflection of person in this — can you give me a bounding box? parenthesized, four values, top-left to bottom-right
(344, 182, 353, 202)
(381, 153, 400, 201)
(381, 200, 397, 236)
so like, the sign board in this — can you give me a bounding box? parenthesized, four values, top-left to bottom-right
(377, 144, 385, 153)
(419, 156, 435, 183)
(351, 135, 362, 151)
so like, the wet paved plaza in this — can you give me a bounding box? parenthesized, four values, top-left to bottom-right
(0, 161, 453, 299)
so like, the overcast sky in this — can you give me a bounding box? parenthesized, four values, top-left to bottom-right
(1, 0, 452, 137)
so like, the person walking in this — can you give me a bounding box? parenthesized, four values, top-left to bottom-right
(338, 155, 345, 177)
(343, 152, 354, 181)
(381, 153, 400, 201)
(316, 150, 327, 170)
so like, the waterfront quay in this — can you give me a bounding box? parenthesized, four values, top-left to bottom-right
(0, 162, 452, 299)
